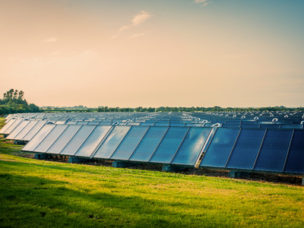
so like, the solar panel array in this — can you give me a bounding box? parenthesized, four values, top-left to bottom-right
(1, 112, 304, 175)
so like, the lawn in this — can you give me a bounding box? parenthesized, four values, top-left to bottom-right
(0, 118, 303, 227)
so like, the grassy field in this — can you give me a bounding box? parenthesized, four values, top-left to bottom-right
(0, 118, 303, 227)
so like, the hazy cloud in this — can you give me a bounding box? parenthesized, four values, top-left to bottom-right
(113, 11, 151, 39)
(194, 0, 209, 7)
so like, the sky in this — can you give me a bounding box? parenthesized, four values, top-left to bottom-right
(0, 0, 303, 107)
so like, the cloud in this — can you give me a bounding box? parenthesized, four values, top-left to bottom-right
(132, 11, 151, 26)
(129, 33, 145, 39)
(113, 11, 151, 39)
(43, 37, 57, 43)
(194, 0, 209, 7)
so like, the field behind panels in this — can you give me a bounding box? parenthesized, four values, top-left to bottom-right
(0, 117, 304, 228)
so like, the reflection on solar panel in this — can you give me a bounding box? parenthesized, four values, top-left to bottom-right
(15, 121, 38, 140)
(23, 124, 55, 151)
(227, 129, 265, 169)
(46, 125, 82, 154)
(150, 127, 189, 164)
(172, 127, 211, 166)
(75, 126, 112, 157)
(111, 126, 148, 160)
(61, 125, 95, 155)
(201, 128, 240, 168)
(129, 127, 168, 162)
(23, 121, 46, 141)
(7, 120, 30, 139)
(94, 126, 130, 159)
(35, 125, 68, 152)
(254, 129, 293, 172)
(284, 130, 304, 174)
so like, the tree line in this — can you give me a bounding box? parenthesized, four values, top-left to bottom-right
(0, 89, 40, 115)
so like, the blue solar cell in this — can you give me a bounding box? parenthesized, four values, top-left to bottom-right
(129, 127, 168, 162)
(75, 126, 112, 157)
(150, 127, 189, 164)
(111, 126, 148, 160)
(172, 127, 211, 166)
(227, 129, 265, 169)
(254, 129, 293, 172)
(201, 128, 240, 168)
(93, 126, 130, 159)
(284, 130, 304, 174)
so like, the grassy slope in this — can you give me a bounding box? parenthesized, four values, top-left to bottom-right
(0, 118, 303, 227)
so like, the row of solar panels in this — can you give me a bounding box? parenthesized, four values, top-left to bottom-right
(3, 121, 302, 174)
(1, 117, 304, 175)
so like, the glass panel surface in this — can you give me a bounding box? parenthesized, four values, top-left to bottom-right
(111, 126, 148, 160)
(61, 126, 95, 155)
(254, 129, 293, 172)
(23, 121, 46, 141)
(15, 121, 38, 140)
(94, 126, 130, 159)
(201, 128, 240, 168)
(130, 127, 168, 162)
(284, 130, 304, 174)
(7, 121, 30, 139)
(0, 119, 14, 133)
(46, 125, 82, 154)
(227, 129, 265, 169)
(35, 125, 68, 152)
(23, 125, 55, 151)
(172, 127, 211, 166)
(76, 126, 112, 157)
(150, 127, 189, 164)
(5, 119, 22, 134)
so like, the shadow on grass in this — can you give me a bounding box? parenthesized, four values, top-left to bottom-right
(0, 172, 220, 228)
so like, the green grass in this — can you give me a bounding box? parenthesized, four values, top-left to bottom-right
(0, 118, 303, 227)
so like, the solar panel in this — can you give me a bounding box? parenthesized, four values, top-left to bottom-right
(34, 125, 68, 152)
(14, 121, 38, 140)
(23, 124, 55, 151)
(23, 120, 47, 141)
(201, 128, 240, 168)
(60, 125, 96, 155)
(284, 130, 304, 174)
(0, 119, 15, 134)
(227, 129, 265, 169)
(93, 126, 130, 159)
(129, 127, 168, 162)
(75, 126, 112, 157)
(172, 127, 211, 166)
(7, 120, 30, 139)
(150, 127, 189, 164)
(5, 119, 23, 134)
(46, 125, 82, 154)
(111, 126, 148, 160)
(254, 129, 293, 172)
